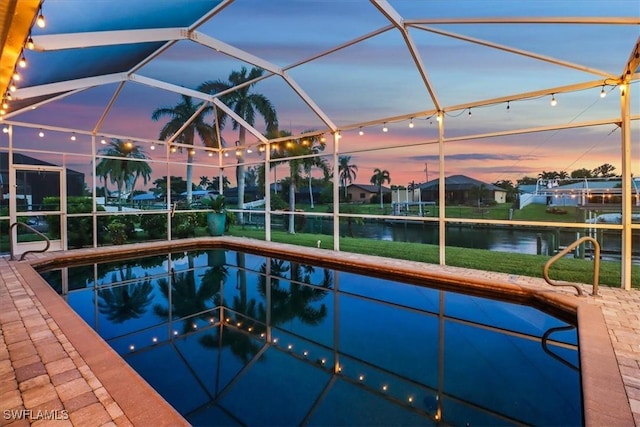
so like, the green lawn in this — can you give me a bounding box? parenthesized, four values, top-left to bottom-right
(227, 226, 639, 288)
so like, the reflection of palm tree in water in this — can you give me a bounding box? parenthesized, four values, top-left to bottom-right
(200, 251, 267, 362)
(97, 267, 154, 323)
(258, 259, 333, 326)
(154, 254, 225, 334)
(199, 300, 265, 363)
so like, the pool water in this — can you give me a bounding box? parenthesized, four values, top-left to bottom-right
(39, 249, 582, 426)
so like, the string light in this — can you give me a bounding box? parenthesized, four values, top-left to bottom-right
(600, 86, 606, 98)
(70, 133, 76, 141)
(506, 101, 510, 110)
(100, 137, 106, 144)
(2, 100, 7, 109)
(26, 36, 34, 50)
(18, 55, 27, 68)
(320, 134, 326, 143)
(409, 118, 414, 128)
(2, 126, 8, 133)
(36, 6, 46, 28)
(152, 337, 158, 343)
(358, 127, 364, 136)
(170, 145, 177, 153)
(9, 82, 16, 92)
(382, 123, 388, 132)
(468, 108, 472, 116)
(207, 150, 212, 156)
(550, 94, 557, 106)
(38, 129, 44, 137)
(12, 71, 20, 81)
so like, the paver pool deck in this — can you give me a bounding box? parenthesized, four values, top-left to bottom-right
(1, 237, 638, 426)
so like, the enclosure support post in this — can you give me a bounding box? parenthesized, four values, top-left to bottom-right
(437, 113, 446, 265)
(619, 82, 631, 290)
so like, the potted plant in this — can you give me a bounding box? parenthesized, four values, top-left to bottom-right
(202, 194, 227, 236)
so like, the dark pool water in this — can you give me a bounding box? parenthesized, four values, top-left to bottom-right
(39, 249, 582, 426)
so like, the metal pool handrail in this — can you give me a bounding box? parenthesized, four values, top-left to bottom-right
(543, 236, 600, 296)
(9, 222, 51, 261)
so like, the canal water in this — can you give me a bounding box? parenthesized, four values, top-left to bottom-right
(303, 218, 638, 263)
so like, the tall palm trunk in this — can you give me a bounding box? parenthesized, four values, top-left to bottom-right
(288, 180, 296, 234)
(236, 127, 246, 224)
(308, 175, 314, 209)
(186, 150, 194, 205)
(379, 186, 383, 209)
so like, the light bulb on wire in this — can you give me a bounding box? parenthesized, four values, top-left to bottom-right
(358, 127, 364, 136)
(600, 86, 606, 98)
(382, 123, 388, 132)
(409, 118, 414, 128)
(38, 129, 44, 137)
(26, 36, 34, 50)
(18, 55, 27, 68)
(36, 7, 46, 28)
(550, 94, 557, 107)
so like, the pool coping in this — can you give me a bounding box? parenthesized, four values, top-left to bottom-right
(17, 237, 636, 426)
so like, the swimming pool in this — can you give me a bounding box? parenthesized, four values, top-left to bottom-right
(38, 246, 583, 426)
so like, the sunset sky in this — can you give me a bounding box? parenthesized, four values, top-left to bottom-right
(3, 0, 639, 189)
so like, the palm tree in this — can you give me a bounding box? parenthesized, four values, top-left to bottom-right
(151, 95, 219, 205)
(211, 175, 231, 192)
(96, 139, 152, 211)
(199, 67, 278, 224)
(370, 168, 391, 208)
(270, 131, 330, 233)
(199, 176, 211, 189)
(97, 269, 154, 323)
(338, 155, 358, 201)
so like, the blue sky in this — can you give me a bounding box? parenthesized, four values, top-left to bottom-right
(4, 0, 639, 187)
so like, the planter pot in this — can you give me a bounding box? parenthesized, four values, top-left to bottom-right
(207, 212, 226, 236)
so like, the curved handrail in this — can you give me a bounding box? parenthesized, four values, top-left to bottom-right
(9, 222, 51, 261)
(543, 236, 600, 296)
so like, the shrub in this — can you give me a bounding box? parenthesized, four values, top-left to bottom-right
(107, 220, 128, 245)
(171, 211, 198, 238)
(44, 197, 107, 248)
(140, 214, 167, 239)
